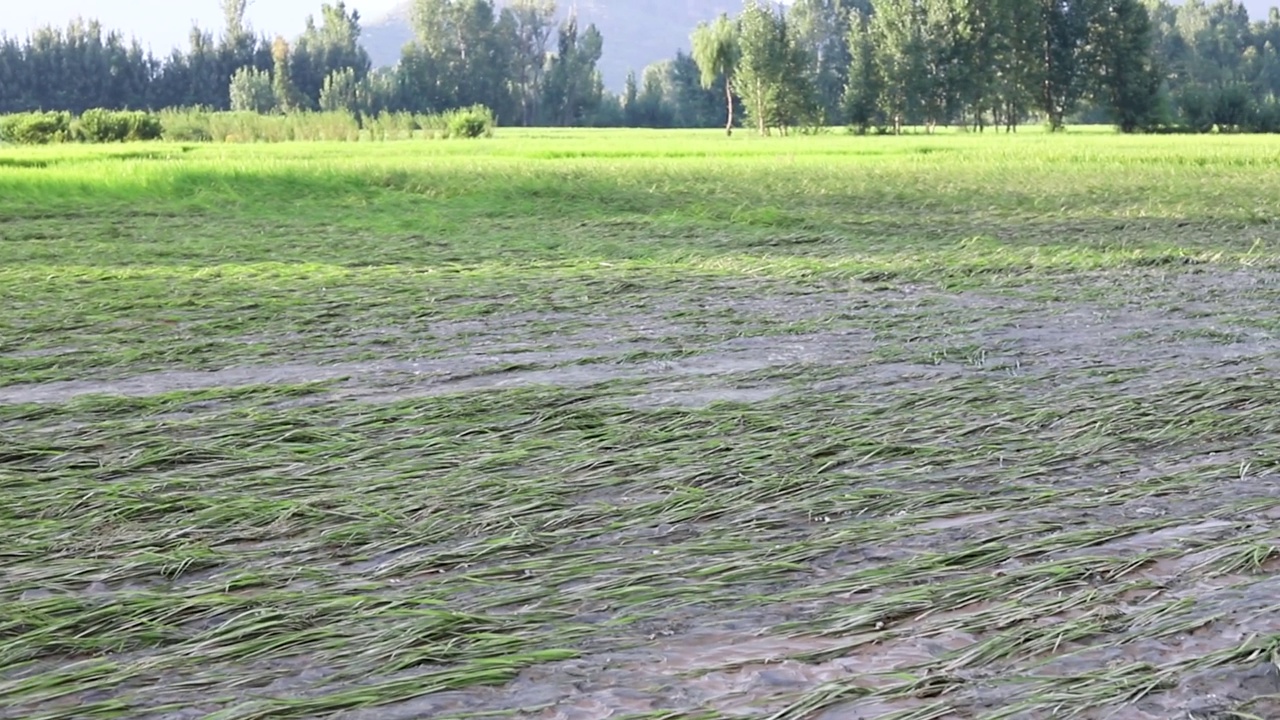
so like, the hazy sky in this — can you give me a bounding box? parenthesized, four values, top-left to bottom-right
(1, 1, 403, 50)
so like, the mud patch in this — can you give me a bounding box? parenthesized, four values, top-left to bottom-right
(626, 385, 784, 409)
(0, 362, 393, 405)
(0, 346, 81, 359)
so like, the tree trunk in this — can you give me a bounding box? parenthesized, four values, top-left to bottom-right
(756, 79, 766, 136)
(724, 76, 734, 136)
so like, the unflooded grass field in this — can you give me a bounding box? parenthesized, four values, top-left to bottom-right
(4, 129, 1280, 720)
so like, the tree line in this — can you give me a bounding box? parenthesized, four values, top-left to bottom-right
(2, 0, 1279, 132)
(662, 0, 1280, 133)
(0, 0, 604, 127)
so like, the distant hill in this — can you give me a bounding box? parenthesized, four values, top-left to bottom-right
(360, 0, 741, 92)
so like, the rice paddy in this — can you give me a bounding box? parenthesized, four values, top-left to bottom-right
(4, 129, 1280, 720)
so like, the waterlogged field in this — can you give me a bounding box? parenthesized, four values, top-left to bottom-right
(4, 129, 1280, 720)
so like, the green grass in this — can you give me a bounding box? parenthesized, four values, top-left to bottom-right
(3, 129, 1280, 719)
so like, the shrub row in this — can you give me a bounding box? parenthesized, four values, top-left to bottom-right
(0, 110, 163, 144)
(0, 106, 497, 145)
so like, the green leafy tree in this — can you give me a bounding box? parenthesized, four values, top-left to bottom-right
(291, 3, 372, 109)
(505, 0, 557, 126)
(621, 69, 640, 124)
(319, 67, 359, 111)
(218, 0, 270, 108)
(736, 0, 818, 135)
(1092, 0, 1164, 131)
(271, 36, 303, 112)
(541, 15, 605, 125)
(228, 66, 275, 113)
(691, 13, 741, 134)
(403, 0, 517, 121)
(790, 0, 859, 122)
(632, 62, 676, 127)
(356, 70, 399, 116)
(668, 52, 727, 128)
(1036, 0, 1095, 130)
(871, 0, 929, 133)
(842, 9, 884, 132)
(736, 0, 781, 135)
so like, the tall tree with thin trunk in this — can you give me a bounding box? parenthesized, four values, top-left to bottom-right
(790, 0, 857, 123)
(505, 0, 557, 126)
(842, 8, 884, 132)
(691, 14, 740, 135)
(222, 0, 249, 44)
(1091, 0, 1163, 131)
(871, 0, 928, 133)
(271, 36, 301, 112)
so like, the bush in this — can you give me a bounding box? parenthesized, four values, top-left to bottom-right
(158, 108, 215, 142)
(157, 109, 361, 143)
(364, 111, 417, 141)
(2, 105, 494, 145)
(442, 105, 496, 139)
(0, 111, 74, 144)
(77, 109, 163, 143)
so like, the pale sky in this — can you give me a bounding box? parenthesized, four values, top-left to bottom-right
(0, 1, 403, 50)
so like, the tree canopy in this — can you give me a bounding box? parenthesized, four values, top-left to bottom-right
(1, 0, 1279, 132)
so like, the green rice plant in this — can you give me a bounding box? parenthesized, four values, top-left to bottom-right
(2, 129, 1280, 719)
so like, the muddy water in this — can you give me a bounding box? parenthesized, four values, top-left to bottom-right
(328, 631, 948, 720)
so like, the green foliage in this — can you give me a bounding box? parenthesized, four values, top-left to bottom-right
(229, 68, 278, 114)
(76, 109, 163, 143)
(290, 2, 372, 107)
(540, 17, 606, 126)
(363, 111, 419, 141)
(1177, 86, 1217, 133)
(842, 9, 884, 133)
(0, 111, 74, 144)
(7, 130, 1280, 720)
(4, 0, 1280, 135)
(157, 109, 216, 142)
(789, 0, 856, 123)
(271, 37, 305, 113)
(1250, 98, 1280, 134)
(319, 68, 360, 112)
(156, 110, 360, 143)
(443, 105, 497, 138)
(506, 0, 559, 126)
(145, 107, 496, 143)
(691, 13, 741, 133)
(1213, 83, 1255, 131)
(1090, 0, 1164, 133)
(736, 0, 821, 135)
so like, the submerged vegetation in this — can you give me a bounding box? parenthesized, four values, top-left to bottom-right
(3, 130, 1280, 718)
